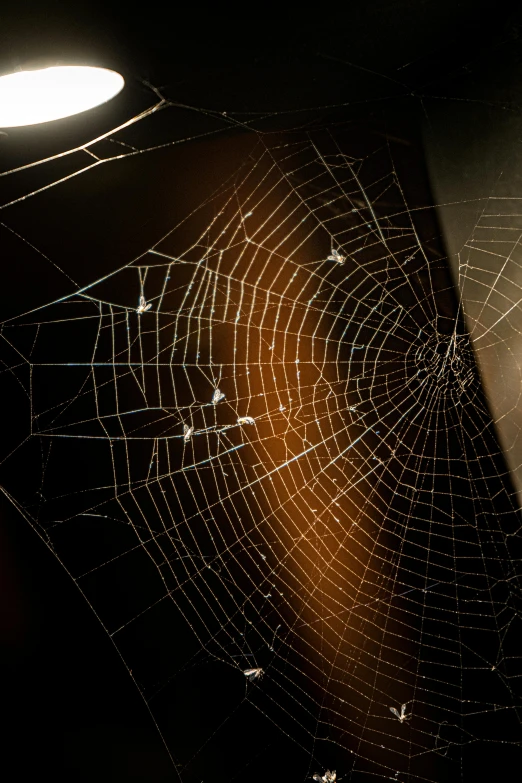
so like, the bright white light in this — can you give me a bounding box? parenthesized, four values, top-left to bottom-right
(0, 66, 124, 128)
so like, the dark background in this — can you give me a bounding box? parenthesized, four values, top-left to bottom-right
(1, 2, 522, 780)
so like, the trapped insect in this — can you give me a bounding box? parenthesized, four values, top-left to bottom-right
(243, 667, 264, 681)
(136, 295, 152, 314)
(326, 248, 345, 264)
(237, 416, 255, 425)
(212, 388, 225, 404)
(183, 425, 194, 442)
(390, 703, 411, 723)
(313, 771, 337, 783)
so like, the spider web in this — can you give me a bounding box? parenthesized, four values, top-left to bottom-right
(1, 87, 521, 782)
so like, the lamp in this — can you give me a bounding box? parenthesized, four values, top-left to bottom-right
(0, 66, 124, 128)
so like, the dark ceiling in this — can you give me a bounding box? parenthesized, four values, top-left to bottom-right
(0, 1, 520, 112)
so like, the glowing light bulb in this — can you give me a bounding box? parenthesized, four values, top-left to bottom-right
(0, 66, 124, 128)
